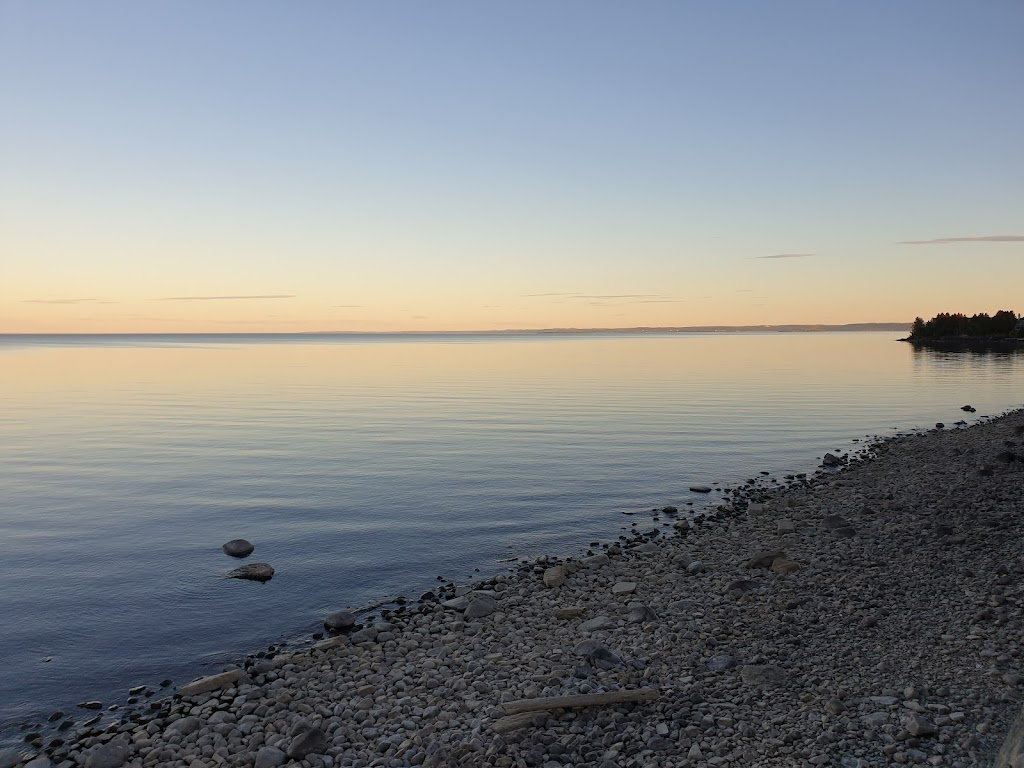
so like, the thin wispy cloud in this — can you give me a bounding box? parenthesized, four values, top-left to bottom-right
(333, 304, 364, 308)
(897, 235, 1024, 245)
(22, 298, 97, 304)
(159, 294, 296, 301)
(755, 253, 812, 259)
(522, 292, 578, 297)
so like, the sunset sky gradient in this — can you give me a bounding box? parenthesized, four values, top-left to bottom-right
(2, 1, 1022, 332)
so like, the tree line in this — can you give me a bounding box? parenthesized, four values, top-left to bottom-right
(910, 310, 1021, 339)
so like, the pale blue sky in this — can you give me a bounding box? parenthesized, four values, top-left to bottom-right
(2, 1, 1022, 331)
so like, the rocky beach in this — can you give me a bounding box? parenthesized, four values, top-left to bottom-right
(3, 410, 1023, 768)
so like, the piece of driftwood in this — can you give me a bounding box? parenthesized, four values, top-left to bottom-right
(501, 688, 660, 716)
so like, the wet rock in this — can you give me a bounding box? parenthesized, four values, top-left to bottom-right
(222, 539, 254, 557)
(0, 749, 22, 768)
(822, 453, 842, 466)
(324, 610, 357, 630)
(227, 562, 274, 582)
(689, 485, 713, 493)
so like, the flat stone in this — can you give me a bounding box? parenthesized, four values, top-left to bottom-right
(84, 743, 129, 768)
(611, 582, 637, 596)
(689, 485, 713, 493)
(581, 553, 610, 567)
(777, 519, 797, 535)
(227, 562, 274, 582)
(705, 655, 737, 672)
(464, 595, 497, 618)
(440, 597, 470, 610)
(543, 566, 567, 588)
(222, 539, 254, 557)
(24, 758, 52, 768)
(748, 503, 767, 516)
(632, 542, 659, 554)
(179, 668, 247, 697)
(0, 751, 23, 768)
(579, 616, 613, 632)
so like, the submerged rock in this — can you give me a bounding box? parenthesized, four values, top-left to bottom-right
(228, 563, 274, 582)
(324, 611, 357, 631)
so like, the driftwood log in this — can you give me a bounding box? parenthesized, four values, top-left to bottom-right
(491, 689, 661, 732)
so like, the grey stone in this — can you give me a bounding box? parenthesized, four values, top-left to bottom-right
(287, 727, 328, 759)
(166, 716, 202, 735)
(689, 485, 713, 493)
(254, 746, 288, 768)
(349, 626, 378, 643)
(84, 743, 129, 768)
(440, 597, 470, 610)
(611, 582, 637, 596)
(686, 560, 704, 574)
(777, 519, 797, 535)
(222, 539, 254, 557)
(463, 595, 497, 618)
(542, 566, 567, 588)
(0, 750, 23, 768)
(581, 553, 610, 567)
(905, 713, 937, 737)
(24, 758, 52, 768)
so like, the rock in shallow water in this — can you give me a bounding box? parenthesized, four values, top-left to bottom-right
(324, 610, 356, 630)
(228, 562, 274, 582)
(222, 539, 254, 557)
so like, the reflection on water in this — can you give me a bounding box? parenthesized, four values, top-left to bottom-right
(0, 332, 1021, 742)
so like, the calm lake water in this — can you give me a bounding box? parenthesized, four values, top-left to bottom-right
(1, 332, 1021, 742)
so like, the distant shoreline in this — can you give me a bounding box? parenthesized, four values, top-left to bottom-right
(0, 324, 910, 339)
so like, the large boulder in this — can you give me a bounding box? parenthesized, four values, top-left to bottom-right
(543, 566, 567, 588)
(463, 595, 497, 618)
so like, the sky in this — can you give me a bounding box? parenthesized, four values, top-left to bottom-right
(2, 1, 1022, 333)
